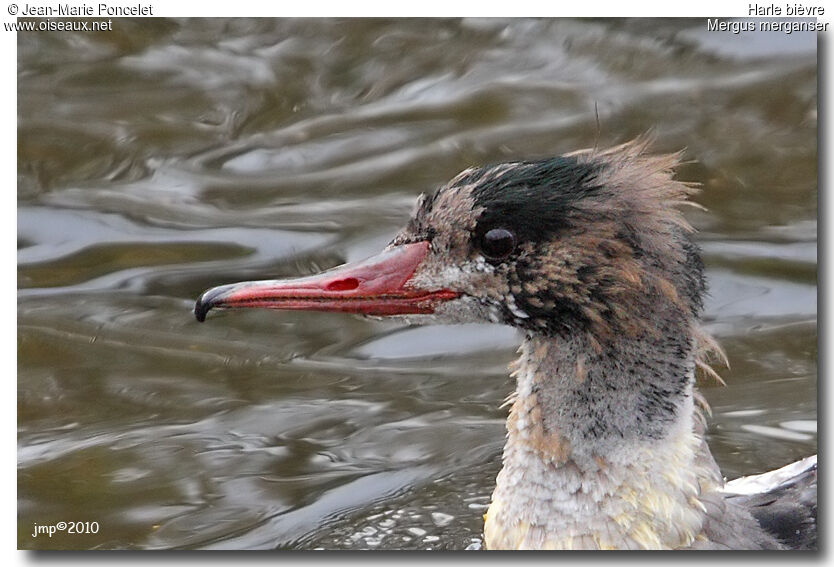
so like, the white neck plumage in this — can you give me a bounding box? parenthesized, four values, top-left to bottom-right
(483, 333, 721, 550)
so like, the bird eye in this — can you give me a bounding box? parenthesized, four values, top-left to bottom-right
(480, 228, 516, 261)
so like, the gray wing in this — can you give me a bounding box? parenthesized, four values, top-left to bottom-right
(723, 455, 817, 550)
(689, 400, 815, 549)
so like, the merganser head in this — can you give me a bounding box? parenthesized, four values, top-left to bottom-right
(195, 139, 704, 347)
(193, 140, 817, 552)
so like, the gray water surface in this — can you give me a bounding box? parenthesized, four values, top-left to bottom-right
(18, 18, 817, 549)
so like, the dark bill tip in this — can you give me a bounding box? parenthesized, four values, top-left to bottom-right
(194, 283, 235, 322)
(194, 298, 209, 323)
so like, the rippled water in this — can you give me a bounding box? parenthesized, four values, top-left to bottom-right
(17, 18, 817, 550)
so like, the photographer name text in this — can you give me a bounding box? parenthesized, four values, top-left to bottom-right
(19, 3, 152, 16)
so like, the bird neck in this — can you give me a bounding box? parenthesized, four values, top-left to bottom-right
(484, 331, 720, 549)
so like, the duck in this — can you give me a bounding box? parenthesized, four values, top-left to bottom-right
(194, 139, 817, 550)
